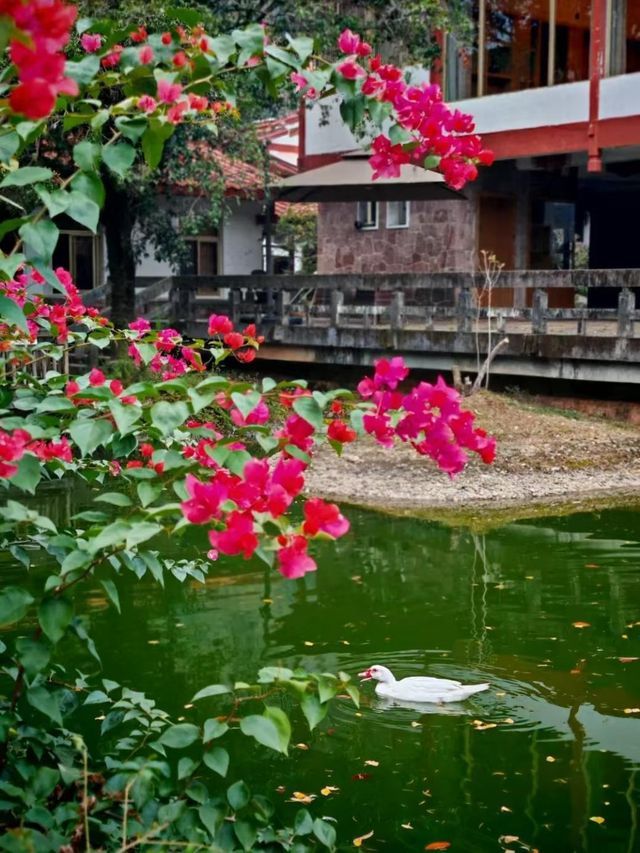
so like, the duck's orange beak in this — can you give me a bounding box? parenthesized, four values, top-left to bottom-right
(358, 668, 373, 681)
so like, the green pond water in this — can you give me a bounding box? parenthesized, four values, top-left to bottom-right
(5, 502, 640, 852)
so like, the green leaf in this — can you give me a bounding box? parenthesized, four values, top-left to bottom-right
(209, 34, 236, 64)
(313, 818, 337, 849)
(125, 522, 162, 549)
(35, 187, 70, 218)
(0, 167, 53, 188)
(0, 295, 29, 332)
(199, 802, 225, 837)
(84, 689, 110, 705)
(36, 396, 76, 413)
(235, 819, 258, 851)
(191, 683, 231, 702)
(230, 391, 261, 419)
(239, 707, 290, 755)
(158, 722, 200, 748)
(16, 637, 51, 677)
(65, 54, 100, 85)
(137, 480, 161, 508)
(66, 191, 100, 234)
(257, 666, 293, 683)
(141, 120, 174, 169)
(0, 216, 28, 241)
(95, 492, 132, 507)
(115, 115, 148, 142)
(108, 399, 142, 435)
(150, 401, 190, 437)
(203, 718, 229, 741)
(38, 596, 73, 643)
(19, 220, 59, 265)
(101, 579, 120, 613)
(102, 142, 136, 179)
(188, 385, 218, 414)
(227, 779, 250, 811)
(292, 395, 324, 429)
(10, 453, 42, 494)
(203, 746, 229, 777)
(287, 35, 314, 63)
(27, 685, 62, 725)
(0, 586, 34, 626)
(71, 172, 105, 207)
(178, 756, 198, 780)
(73, 140, 101, 172)
(68, 417, 113, 456)
(294, 808, 313, 836)
(88, 520, 130, 553)
(0, 131, 20, 163)
(300, 694, 327, 731)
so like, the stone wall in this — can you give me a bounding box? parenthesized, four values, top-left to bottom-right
(316, 198, 477, 274)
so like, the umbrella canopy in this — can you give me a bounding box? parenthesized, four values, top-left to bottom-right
(271, 154, 462, 203)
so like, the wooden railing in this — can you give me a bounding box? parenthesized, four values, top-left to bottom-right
(157, 270, 640, 340)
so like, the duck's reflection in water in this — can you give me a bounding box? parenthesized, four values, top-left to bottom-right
(372, 695, 471, 716)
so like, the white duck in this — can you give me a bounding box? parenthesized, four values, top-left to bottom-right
(358, 665, 490, 704)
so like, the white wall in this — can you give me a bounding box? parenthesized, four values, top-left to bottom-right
(600, 72, 640, 119)
(221, 200, 264, 274)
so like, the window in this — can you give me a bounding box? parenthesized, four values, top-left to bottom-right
(444, 0, 591, 99)
(387, 201, 410, 229)
(185, 236, 219, 275)
(52, 230, 102, 290)
(356, 200, 378, 230)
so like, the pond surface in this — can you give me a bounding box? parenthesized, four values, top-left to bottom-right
(7, 503, 640, 852)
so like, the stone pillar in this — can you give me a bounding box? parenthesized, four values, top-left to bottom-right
(330, 290, 343, 328)
(456, 288, 473, 333)
(617, 288, 635, 338)
(531, 288, 548, 335)
(390, 291, 405, 330)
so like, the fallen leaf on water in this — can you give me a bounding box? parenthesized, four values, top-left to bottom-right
(351, 575, 363, 583)
(589, 816, 605, 824)
(320, 786, 339, 796)
(472, 719, 497, 731)
(495, 691, 506, 697)
(619, 657, 639, 663)
(572, 622, 591, 629)
(502, 718, 514, 725)
(147, 639, 160, 645)
(183, 703, 194, 709)
(425, 843, 451, 851)
(352, 773, 371, 781)
(500, 806, 512, 813)
(289, 792, 315, 804)
(624, 708, 640, 714)
(401, 823, 413, 830)
(353, 830, 374, 847)
(584, 563, 599, 568)
(364, 759, 379, 767)
(546, 756, 556, 763)
(262, 597, 272, 604)
(341, 640, 350, 645)
(410, 721, 421, 727)
(294, 743, 309, 750)
(275, 786, 286, 794)
(500, 836, 519, 844)
(304, 641, 314, 647)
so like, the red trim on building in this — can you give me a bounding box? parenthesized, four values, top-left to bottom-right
(298, 99, 306, 170)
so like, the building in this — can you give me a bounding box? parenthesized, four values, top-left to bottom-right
(53, 112, 304, 291)
(304, 0, 640, 305)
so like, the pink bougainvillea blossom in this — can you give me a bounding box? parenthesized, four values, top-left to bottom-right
(277, 535, 317, 579)
(303, 498, 350, 539)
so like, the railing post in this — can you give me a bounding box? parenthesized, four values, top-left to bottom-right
(275, 290, 287, 325)
(170, 278, 195, 327)
(390, 291, 405, 331)
(617, 287, 634, 338)
(230, 289, 241, 327)
(531, 288, 548, 334)
(330, 290, 343, 328)
(456, 287, 473, 333)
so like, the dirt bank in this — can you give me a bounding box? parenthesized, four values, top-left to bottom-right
(306, 392, 640, 525)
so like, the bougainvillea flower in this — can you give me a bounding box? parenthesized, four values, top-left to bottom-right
(327, 420, 357, 443)
(302, 498, 350, 538)
(80, 33, 102, 52)
(209, 511, 258, 559)
(277, 535, 317, 579)
(180, 474, 228, 524)
(208, 314, 234, 336)
(0, 428, 31, 478)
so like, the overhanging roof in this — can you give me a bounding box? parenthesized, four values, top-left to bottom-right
(271, 154, 462, 203)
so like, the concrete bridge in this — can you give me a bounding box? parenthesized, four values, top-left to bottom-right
(133, 269, 640, 386)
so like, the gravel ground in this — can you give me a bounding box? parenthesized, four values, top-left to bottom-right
(306, 392, 640, 518)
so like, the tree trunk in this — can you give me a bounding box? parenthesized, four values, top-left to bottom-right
(102, 173, 137, 327)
